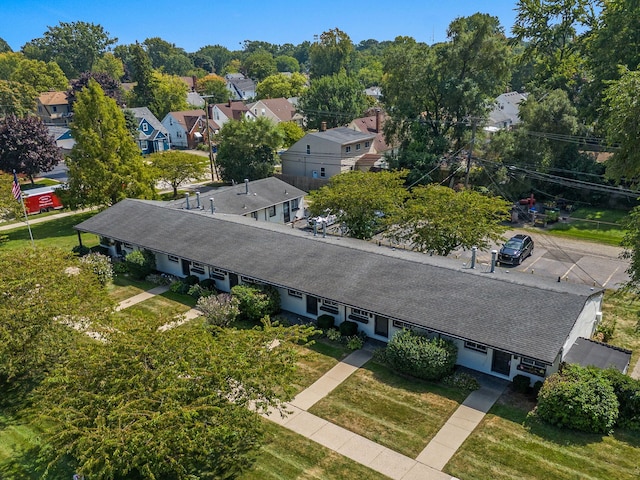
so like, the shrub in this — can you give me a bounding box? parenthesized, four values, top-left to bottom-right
(346, 335, 364, 350)
(184, 274, 200, 286)
(536, 364, 618, 433)
(200, 278, 217, 291)
(112, 260, 128, 274)
(602, 368, 640, 431)
(188, 284, 213, 299)
(125, 249, 156, 280)
(317, 314, 335, 330)
(231, 284, 280, 323)
(339, 320, 358, 337)
(385, 330, 457, 381)
(512, 374, 531, 394)
(325, 328, 341, 341)
(145, 273, 175, 285)
(442, 372, 481, 391)
(72, 244, 90, 256)
(170, 280, 190, 295)
(532, 380, 543, 397)
(79, 252, 113, 285)
(197, 293, 240, 329)
(594, 320, 616, 343)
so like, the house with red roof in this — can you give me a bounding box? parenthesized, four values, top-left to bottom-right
(161, 109, 219, 149)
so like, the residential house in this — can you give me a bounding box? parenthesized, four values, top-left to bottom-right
(348, 109, 395, 170)
(210, 100, 254, 128)
(128, 107, 170, 154)
(161, 109, 219, 149)
(46, 126, 75, 152)
(76, 199, 620, 384)
(280, 126, 376, 180)
(486, 91, 528, 132)
(168, 177, 306, 224)
(365, 86, 383, 101)
(187, 91, 205, 107)
(246, 98, 300, 125)
(225, 73, 256, 101)
(36, 91, 71, 126)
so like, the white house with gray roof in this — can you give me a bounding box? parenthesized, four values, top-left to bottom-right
(280, 127, 377, 180)
(75, 199, 618, 384)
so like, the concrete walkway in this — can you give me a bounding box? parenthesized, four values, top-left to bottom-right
(114, 285, 171, 311)
(0, 207, 96, 232)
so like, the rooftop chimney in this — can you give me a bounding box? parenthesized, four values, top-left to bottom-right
(320, 121, 327, 132)
(207, 103, 214, 119)
(244, 178, 249, 194)
(228, 99, 232, 108)
(375, 109, 382, 133)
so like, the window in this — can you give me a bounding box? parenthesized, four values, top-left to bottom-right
(210, 268, 226, 280)
(348, 308, 371, 324)
(268, 205, 276, 217)
(168, 255, 179, 263)
(320, 299, 339, 314)
(52, 106, 57, 112)
(191, 262, 205, 274)
(306, 144, 310, 154)
(518, 357, 547, 377)
(345, 146, 351, 153)
(123, 243, 133, 249)
(320, 167, 325, 177)
(392, 320, 432, 335)
(288, 289, 303, 298)
(365, 141, 370, 148)
(251, 211, 258, 219)
(356, 143, 361, 151)
(142, 122, 149, 132)
(464, 341, 487, 354)
(241, 275, 259, 284)
(291, 198, 299, 211)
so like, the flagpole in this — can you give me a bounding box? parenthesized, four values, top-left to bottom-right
(12, 170, 34, 247)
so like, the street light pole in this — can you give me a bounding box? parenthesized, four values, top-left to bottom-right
(201, 95, 218, 183)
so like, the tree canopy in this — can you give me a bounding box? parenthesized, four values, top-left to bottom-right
(215, 117, 283, 183)
(196, 74, 229, 103)
(0, 114, 62, 184)
(309, 28, 354, 78)
(150, 151, 207, 198)
(256, 72, 307, 99)
(65, 79, 154, 207)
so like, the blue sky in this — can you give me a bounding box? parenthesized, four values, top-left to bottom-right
(0, 0, 519, 52)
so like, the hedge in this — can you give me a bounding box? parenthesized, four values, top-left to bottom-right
(385, 329, 457, 381)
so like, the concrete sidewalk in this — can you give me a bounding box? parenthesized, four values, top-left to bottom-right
(416, 377, 507, 470)
(115, 285, 171, 311)
(0, 207, 96, 232)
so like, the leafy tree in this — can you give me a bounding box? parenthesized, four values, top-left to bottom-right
(0, 173, 22, 221)
(620, 206, 640, 291)
(602, 368, 640, 431)
(0, 52, 23, 80)
(275, 55, 300, 72)
(149, 71, 189, 120)
(309, 28, 354, 78)
(22, 21, 117, 78)
(0, 114, 62, 184)
(150, 150, 207, 198)
(215, 117, 283, 183)
(124, 249, 156, 280)
(603, 67, 640, 184)
(193, 44, 232, 74)
(34, 318, 314, 479)
(65, 79, 154, 207)
(11, 58, 68, 92)
(91, 52, 124, 80)
(67, 71, 123, 110)
(276, 121, 305, 148)
(79, 252, 114, 286)
(0, 247, 114, 386)
(196, 73, 229, 103)
(388, 184, 510, 256)
(143, 36, 194, 75)
(536, 364, 619, 433)
(256, 72, 307, 99)
(198, 293, 240, 329)
(243, 50, 277, 81)
(0, 80, 37, 117)
(0, 37, 11, 53)
(355, 56, 383, 88)
(308, 170, 409, 240)
(299, 70, 367, 129)
(231, 284, 280, 323)
(129, 42, 157, 109)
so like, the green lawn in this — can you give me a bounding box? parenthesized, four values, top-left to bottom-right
(308, 360, 468, 458)
(107, 275, 157, 302)
(544, 207, 629, 246)
(445, 396, 640, 480)
(240, 420, 389, 480)
(291, 338, 351, 393)
(603, 289, 640, 372)
(0, 211, 99, 251)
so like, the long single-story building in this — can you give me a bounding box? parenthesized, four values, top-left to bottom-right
(75, 199, 616, 383)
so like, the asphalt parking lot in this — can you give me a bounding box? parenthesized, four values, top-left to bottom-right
(452, 229, 630, 290)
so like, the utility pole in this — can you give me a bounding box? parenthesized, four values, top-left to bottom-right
(201, 95, 218, 183)
(464, 117, 477, 188)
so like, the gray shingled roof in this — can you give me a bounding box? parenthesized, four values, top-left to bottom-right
(565, 337, 631, 373)
(166, 177, 306, 215)
(308, 127, 376, 145)
(75, 199, 601, 363)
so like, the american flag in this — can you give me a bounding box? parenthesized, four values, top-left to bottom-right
(12, 170, 21, 201)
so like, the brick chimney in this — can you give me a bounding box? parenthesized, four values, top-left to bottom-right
(320, 121, 327, 132)
(375, 109, 382, 133)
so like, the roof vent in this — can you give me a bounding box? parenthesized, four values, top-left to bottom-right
(244, 178, 249, 194)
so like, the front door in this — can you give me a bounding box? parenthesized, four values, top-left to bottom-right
(491, 350, 511, 376)
(374, 315, 389, 338)
(306, 295, 318, 315)
(181, 259, 191, 276)
(283, 202, 290, 223)
(229, 273, 239, 289)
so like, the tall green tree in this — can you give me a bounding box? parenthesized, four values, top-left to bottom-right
(22, 21, 117, 78)
(34, 319, 314, 479)
(0, 80, 36, 117)
(275, 55, 300, 73)
(0, 247, 114, 386)
(243, 50, 277, 81)
(308, 170, 409, 240)
(256, 72, 307, 99)
(196, 73, 229, 103)
(215, 117, 283, 183)
(143, 36, 194, 75)
(150, 151, 207, 197)
(92, 52, 125, 80)
(11, 58, 68, 92)
(0, 37, 11, 53)
(193, 44, 232, 74)
(0, 52, 23, 80)
(388, 184, 510, 256)
(66, 79, 154, 207)
(299, 71, 367, 129)
(149, 71, 189, 120)
(0, 114, 62, 184)
(129, 42, 157, 108)
(67, 71, 123, 110)
(309, 28, 354, 78)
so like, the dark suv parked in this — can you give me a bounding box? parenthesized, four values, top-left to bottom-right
(498, 234, 534, 265)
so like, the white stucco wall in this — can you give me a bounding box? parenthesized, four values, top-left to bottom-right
(561, 293, 603, 360)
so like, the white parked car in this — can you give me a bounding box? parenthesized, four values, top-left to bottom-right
(307, 213, 337, 228)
